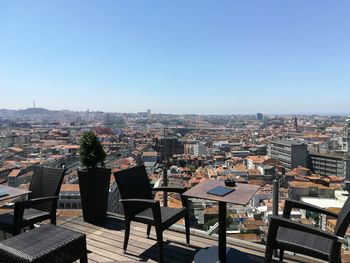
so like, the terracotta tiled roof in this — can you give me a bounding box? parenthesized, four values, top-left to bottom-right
(8, 169, 21, 177)
(60, 184, 80, 192)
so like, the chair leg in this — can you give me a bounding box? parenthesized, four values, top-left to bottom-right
(123, 220, 131, 253)
(51, 216, 57, 225)
(265, 245, 273, 263)
(80, 253, 88, 263)
(155, 227, 164, 263)
(147, 224, 151, 238)
(184, 214, 190, 246)
(279, 249, 284, 262)
(13, 227, 21, 236)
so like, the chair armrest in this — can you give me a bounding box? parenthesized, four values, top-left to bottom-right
(152, 187, 188, 207)
(15, 197, 59, 209)
(13, 196, 60, 229)
(268, 216, 340, 241)
(283, 199, 339, 218)
(152, 187, 186, 194)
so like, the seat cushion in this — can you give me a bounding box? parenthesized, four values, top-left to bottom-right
(276, 227, 333, 258)
(0, 209, 51, 234)
(22, 208, 51, 222)
(134, 207, 187, 227)
(0, 212, 14, 233)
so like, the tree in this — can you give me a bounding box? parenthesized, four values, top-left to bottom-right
(79, 131, 106, 169)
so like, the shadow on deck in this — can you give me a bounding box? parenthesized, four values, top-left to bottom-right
(58, 213, 311, 263)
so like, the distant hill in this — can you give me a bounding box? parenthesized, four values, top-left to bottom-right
(0, 108, 58, 117)
(18, 108, 53, 115)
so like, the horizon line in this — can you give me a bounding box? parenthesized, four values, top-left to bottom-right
(0, 107, 349, 117)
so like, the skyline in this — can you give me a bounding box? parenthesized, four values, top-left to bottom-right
(1, 1, 350, 114)
(1, 105, 349, 117)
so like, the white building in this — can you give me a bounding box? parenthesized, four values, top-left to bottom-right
(193, 143, 207, 156)
(343, 115, 350, 154)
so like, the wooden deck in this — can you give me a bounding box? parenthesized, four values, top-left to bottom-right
(58, 213, 314, 263)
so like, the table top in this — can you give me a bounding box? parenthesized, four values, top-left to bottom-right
(183, 179, 260, 205)
(0, 185, 31, 202)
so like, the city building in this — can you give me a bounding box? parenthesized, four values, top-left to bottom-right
(142, 151, 158, 163)
(309, 152, 350, 179)
(154, 137, 184, 161)
(342, 115, 350, 153)
(193, 143, 207, 156)
(288, 181, 335, 200)
(268, 140, 308, 171)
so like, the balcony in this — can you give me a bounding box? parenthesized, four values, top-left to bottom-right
(54, 212, 332, 263)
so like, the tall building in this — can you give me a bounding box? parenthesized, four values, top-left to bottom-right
(294, 117, 298, 130)
(268, 140, 308, 171)
(342, 115, 350, 154)
(257, 113, 263, 121)
(154, 137, 184, 161)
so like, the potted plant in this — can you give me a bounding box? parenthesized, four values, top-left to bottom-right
(78, 130, 111, 224)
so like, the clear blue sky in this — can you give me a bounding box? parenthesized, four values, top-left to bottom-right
(1, 1, 349, 114)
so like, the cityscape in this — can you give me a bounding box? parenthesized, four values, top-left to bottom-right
(1, 1, 350, 262)
(1, 108, 350, 252)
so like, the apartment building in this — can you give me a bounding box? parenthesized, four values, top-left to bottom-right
(309, 152, 350, 179)
(193, 143, 207, 156)
(268, 140, 308, 171)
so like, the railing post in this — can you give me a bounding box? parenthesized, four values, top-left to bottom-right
(272, 180, 279, 217)
(163, 167, 168, 207)
(163, 126, 168, 207)
(272, 179, 279, 258)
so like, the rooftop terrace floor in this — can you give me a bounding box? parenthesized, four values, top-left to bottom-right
(57, 213, 322, 263)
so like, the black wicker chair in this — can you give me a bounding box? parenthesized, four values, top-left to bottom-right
(114, 165, 190, 263)
(0, 166, 66, 236)
(265, 197, 350, 263)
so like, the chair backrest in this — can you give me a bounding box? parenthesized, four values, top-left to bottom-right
(335, 196, 350, 237)
(113, 165, 152, 216)
(29, 166, 66, 212)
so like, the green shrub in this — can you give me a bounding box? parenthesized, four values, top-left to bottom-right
(79, 130, 106, 169)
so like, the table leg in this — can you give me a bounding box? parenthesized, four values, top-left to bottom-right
(193, 200, 251, 263)
(218, 201, 226, 263)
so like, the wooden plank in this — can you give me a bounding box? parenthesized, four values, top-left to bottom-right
(71, 219, 201, 259)
(60, 216, 305, 263)
(63, 219, 194, 262)
(87, 252, 114, 263)
(64, 217, 245, 260)
(87, 228, 191, 263)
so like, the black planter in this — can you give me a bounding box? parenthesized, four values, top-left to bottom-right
(78, 168, 111, 224)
